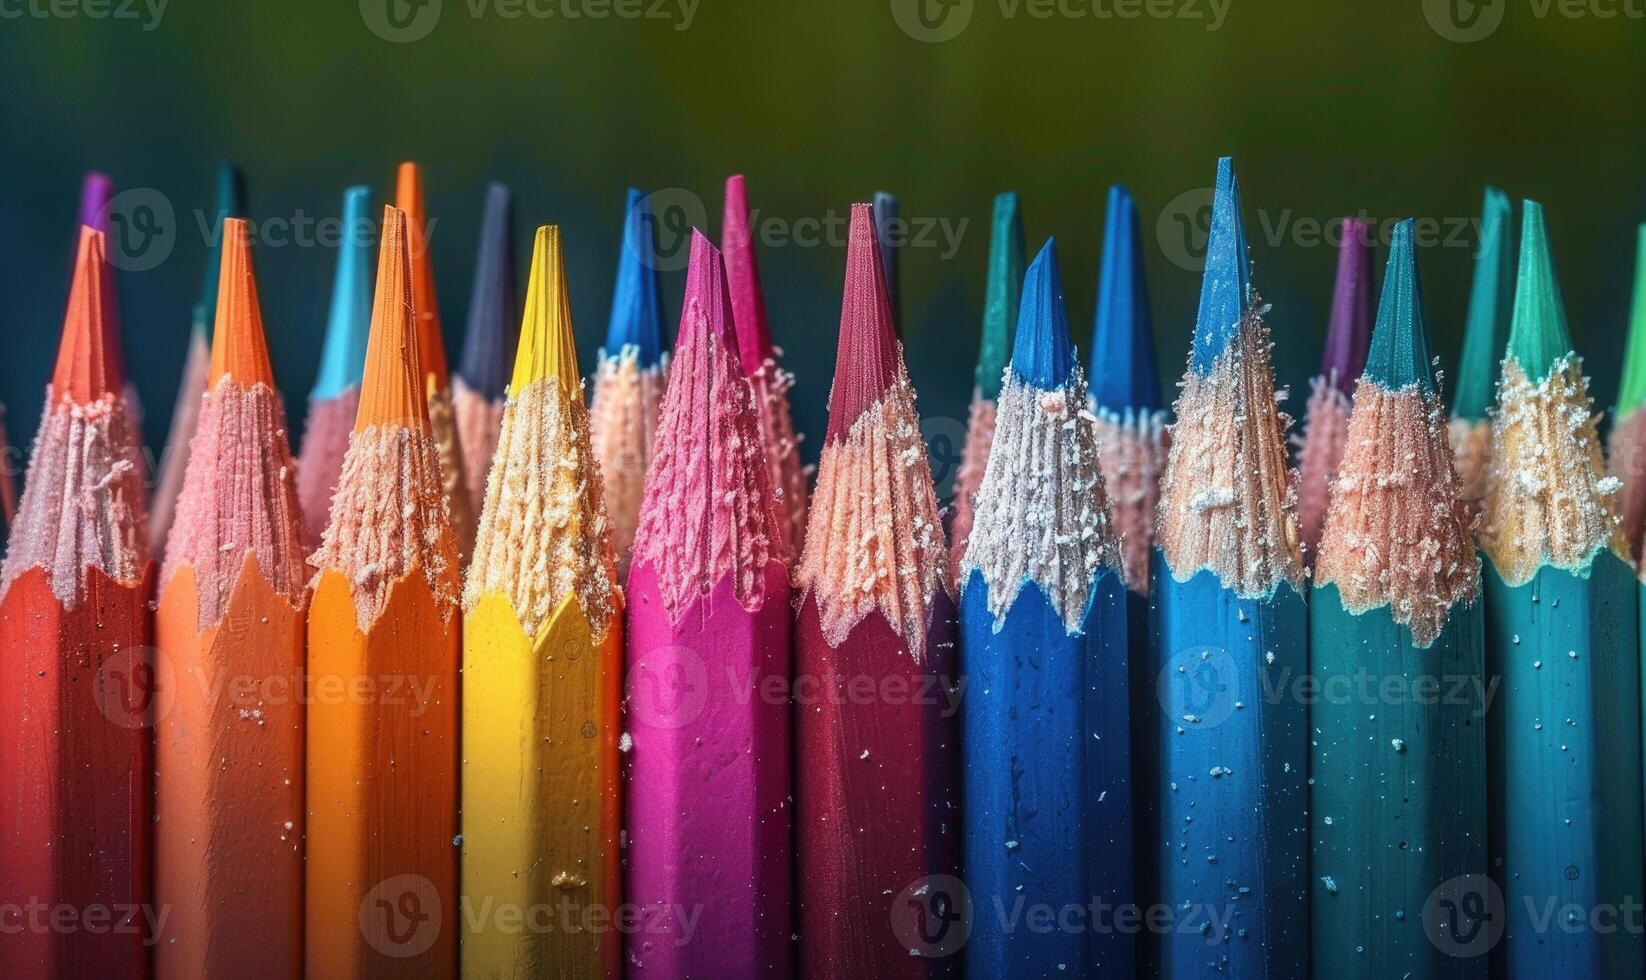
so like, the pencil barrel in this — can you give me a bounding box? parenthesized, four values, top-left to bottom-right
(1485, 554, 1644, 977)
(1146, 553, 1308, 979)
(0, 565, 155, 979)
(795, 594, 959, 979)
(1309, 585, 1487, 979)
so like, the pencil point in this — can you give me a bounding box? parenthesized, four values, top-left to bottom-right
(1321, 217, 1375, 389)
(52, 227, 123, 405)
(312, 186, 375, 399)
(208, 217, 275, 388)
(355, 205, 429, 433)
(395, 160, 450, 384)
(1619, 225, 1646, 414)
(78, 172, 112, 233)
(1452, 188, 1515, 419)
(975, 191, 1025, 400)
(873, 190, 901, 332)
(1191, 156, 1252, 372)
(606, 189, 666, 369)
(825, 202, 901, 440)
(1365, 220, 1433, 393)
(1011, 238, 1074, 389)
(680, 230, 734, 353)
(722, 174, 775, 375)
(458, 182, 516, 401)
(512, 225, 581, 392)
(1507, 200, 1572, 380)
(1091, 184, 1162, 412)
(200, 163, 246, 338)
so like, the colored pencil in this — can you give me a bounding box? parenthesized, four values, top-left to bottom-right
(1296, 217, 1373, 563)
(1608, 224, 1646, 558)
(306, 204, 461, 975)
(1448, 187, 1514, 516)
(453, 182, 516, 508)
(0, 226, 154, 978)
(1480, 200, 1643, 977)
(154, 217, 307, 978)
(72, 171, 147, 481)
(795, 201, 957, 978)
(624, 230, 793, 977)
(949, 191, 1024, 581)
(1309, 220, 1486, 979)
(590, 188, 669, 572)
(958, 237, 1132, 977)
(1149, 157, 1308, 978)
(296, 185, 374, 551)
(1090, 184, 1167, 595)
(397, 160, 478, 557)
(462, 225, 623, 978)
(873, 189, 901, 333)
(723, 173, 809, 551)
(153, 163, 243, 553)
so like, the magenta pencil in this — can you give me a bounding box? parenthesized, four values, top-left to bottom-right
(624, 231, 793, 976)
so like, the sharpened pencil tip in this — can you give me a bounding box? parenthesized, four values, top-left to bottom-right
(512, 225, 581, 392)
(824, 203, 901, 441)
(1320, 217, 1375, 390)
(680, 230, 735, 354)
(1091, 183, 1162, 412)
(78, 172, 113, 234)
(1365, 220, 1433, 393)
(606, 188, 666, 368)
(1012, 238, 1075, 390)
(209, 217, 276, 388)
(313, 186, 375, 400)
(1617, 225, 1646, 414)
(722, 173, 775, 375)
(458, 182, 517, 400)
(1508, 200, 1573, 380)
(355, 206, 429, 433)
(1451, 187, 1517, 420)
(1191, 156, 1252, 372)
(53, 227, 123, 405)
(394, 160, 450, 384)
(873, 190, 901, 333)
(199, 163, 246, 336)
(975, 191, 1025, 400)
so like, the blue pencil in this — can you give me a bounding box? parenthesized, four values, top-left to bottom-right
(1149, 157, 1308, 978)
(959, 238, 1132, 978)
(873, 189, 901, 334)
(453, 181, 517, 505)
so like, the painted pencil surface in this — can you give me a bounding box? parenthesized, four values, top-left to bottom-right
(397, 161, 477, 557)
(1309, 221, 1486, 979)
(949, 191, 1024, 582)
(297, 185, 374, 550)
(624, 231, 793, 977)
(1449, 188, 1514, 515)
(959, 238, 1132, 977)
(1480, 201, 1642, 978)
(1608, 224, 1646, 558)
(463, 225, 623, 979)
(590, 189, 669, 573)
(154, 163, 244, 554)
(723, 173, 809, 551)
(306, 205, 461, 976)
(873, 189, 901, 334)
(0, 226, 154, 978)
(1148, 157, 1308, 979)
(155, 218, 307, 979)
(795, 202, 958, 978)
(1296, 217, 1373, 562)
(453, 181, 516, 506)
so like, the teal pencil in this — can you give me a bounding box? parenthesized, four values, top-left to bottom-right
(1448, 188, 1514, 514)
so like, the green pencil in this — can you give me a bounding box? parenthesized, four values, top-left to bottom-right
(1448, 188, 1514, 516)
(1608, 224, 1646, 559)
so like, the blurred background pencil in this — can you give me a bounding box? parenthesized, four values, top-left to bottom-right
(873, 189, 901, 334)
(590, 188, 668, 574)
(453, 181, 515, 507)
(1480, 200, 1643, 978)
(625, 230, 793, 977)
(1149, 157, 1308, 979)
(1608, 224, 1646, 559)
(306, 205, 461, 976)
(463, 225, 623, 978)
(1448, 187, 1514, 516)
(0, 226, 153, 978)
(155, 217, 307, 979)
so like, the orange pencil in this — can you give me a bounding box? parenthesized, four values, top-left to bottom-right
(397, 161, 477, 557)
(154, 218, 307, 978)
(306, 205, 461, 976)
(0, 227, 154, 978)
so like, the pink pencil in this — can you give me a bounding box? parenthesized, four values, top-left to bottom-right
(625, 230, 793, 976)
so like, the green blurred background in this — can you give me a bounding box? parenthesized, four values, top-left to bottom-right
(1, 0, 1643, 494)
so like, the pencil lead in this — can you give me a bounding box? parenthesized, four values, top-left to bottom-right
(199, 163, 246, 339)
(873, 190, 901, 332)
(208, 218, 275, 388)
(513, 225, 581, 392)
(606, 188, 666, 368)
(395, 160, 450, 383)
(1012, 238, 1075, 389)
(1320, 217, 1375, 390)
(1364, 220, 1433, 393)
(355, 205, 428, 433)
(1190, 156, 1252, 371)
(1617, 225, 1646, 415)
(824, 202, 901, 440)
(679, 229, 736, 354)
(722, 174, 774, 374)
(78, 172, 112, 233)
(458, 182, 516, 401)
(53, 227, 123, 405)
(1452, 188, 1515, 419)
(1091, 184, 1161, 412)
(974, 191, 1024, 399)
(311, 186, 374, 400)
(1507, 200, 1572, 380)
